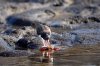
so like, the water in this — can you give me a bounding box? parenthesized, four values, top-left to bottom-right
(0, 45, 100, 66)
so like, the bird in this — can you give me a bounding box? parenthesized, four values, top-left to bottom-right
(35, 23, 52, 47)
(36, 24, 51, 40)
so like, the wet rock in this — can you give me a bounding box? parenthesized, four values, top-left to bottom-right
(53, 0, 64, 7)
(84, 5, 98, 13)
(50, 32, 82, 47)
(6, 8, 55, 24)
(50, 39, 61, 45)
(0, 3, 52, 24)
(6, 16, 33, 26)
(64, 0, 74, 5)
(15, 31, 47, 50)
(27, 42, 39, 49)
(0, 50, 34, 57)
(61, 32, 82, 45)
(0, 3, 35, 23)
(0, 37, 13, 52)
(37, 0, 51, 4)
(30, 36, 45, 49)
(51, 32, 63, 40)
(57, 28, 100, 46)
(0, 34, 18, 46)
(15, 38, 29, 50)
(71, 29, 100, 44)
(62, 16, 100, 30)
(81, 10, 93, 17)
(65, 6, 81, 14)
(17, 27, 36, 39)
(3, 25, 36, 39)
(88, 17, 100, 23)
(68, 33, 82, 44)
(3, 29, 18, 35)
(15, 35, 46, 49)
(44, 9, 55, 17)
(48, 20, 67, 28)
(0, 0, 29, 2)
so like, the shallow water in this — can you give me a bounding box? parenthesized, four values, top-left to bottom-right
(0, 46, 100, 66)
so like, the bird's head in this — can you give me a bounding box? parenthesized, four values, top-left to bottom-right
(40, 32, 51, 41)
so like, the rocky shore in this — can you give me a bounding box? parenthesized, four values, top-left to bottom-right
(0, 0, 100, 56)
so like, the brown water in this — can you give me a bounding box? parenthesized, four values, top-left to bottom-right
(0, 45, 100, 66)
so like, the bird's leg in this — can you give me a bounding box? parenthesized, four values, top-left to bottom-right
(45, 40, 52, 48)
(46, 52, 49, 57)
(42, 51, 45, 57)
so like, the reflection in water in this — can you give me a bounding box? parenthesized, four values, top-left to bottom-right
(0, 47, 100, 66)
(28, 48, 54, 66)
(29, 61, 53, 66)
(0, 54, 100, 66)
(39, 47, 55, 63)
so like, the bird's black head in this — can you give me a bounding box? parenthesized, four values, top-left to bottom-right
(40, 32, 50, 40)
